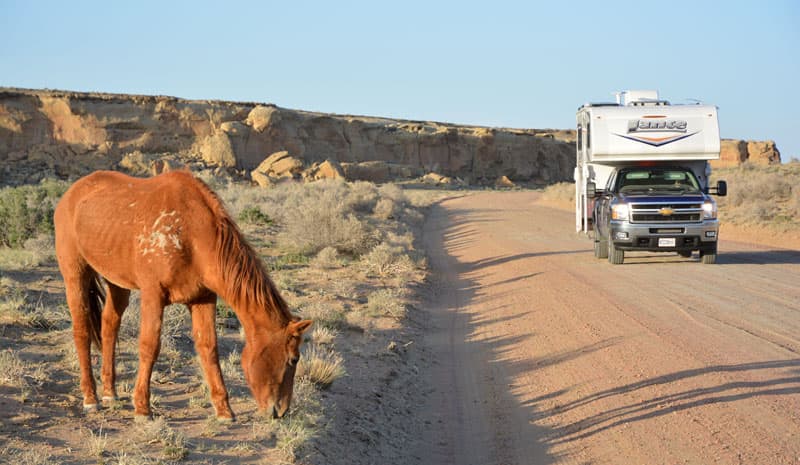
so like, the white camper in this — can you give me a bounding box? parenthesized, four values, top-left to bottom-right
(575, 90, 721, 233)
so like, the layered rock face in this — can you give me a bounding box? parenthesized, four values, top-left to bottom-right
(715, 139, 782, 167)
(0, 88, 574, 186)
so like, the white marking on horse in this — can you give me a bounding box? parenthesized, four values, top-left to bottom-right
(137, 210, 183, 256)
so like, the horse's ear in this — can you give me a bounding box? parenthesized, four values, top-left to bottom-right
(289, 319, 312, 337)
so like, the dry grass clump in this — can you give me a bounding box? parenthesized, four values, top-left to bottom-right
(0, 349, 46, 399)
(82, 425, 109, 458)
(0, 233, 54, 269)
(250, 377, 323, 461)
(310, 326, 337, 346)
(540, 181, 574, 204)
(713, 162, 800, 228)
(0, 283, 67, 329)
(0, 445, 57, 465)
(133, 416, 188, 461)
(297, 345, 346, 388)
(220, 348, 243, 384)
(0, 282, 27, 324)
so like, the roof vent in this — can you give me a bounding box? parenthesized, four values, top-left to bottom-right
(615, 90, 667, 106)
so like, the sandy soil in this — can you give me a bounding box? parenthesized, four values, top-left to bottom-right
(413, 191, 800, 465)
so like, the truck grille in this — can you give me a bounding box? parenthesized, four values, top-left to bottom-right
(629, 202, 703, 223)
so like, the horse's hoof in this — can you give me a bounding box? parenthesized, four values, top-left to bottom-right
(134, 414, 152, 423)
(215, 415, 235, 423)
(83, 403, 99, 412)
(102, 396, 117, 402)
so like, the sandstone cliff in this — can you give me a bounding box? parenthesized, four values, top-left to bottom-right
(0, 88, 781, 187)
(715, 139, 782, 168)
(0, 88, 574, 186)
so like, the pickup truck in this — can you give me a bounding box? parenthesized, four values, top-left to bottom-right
(591, 165, 726, 264)
(575, 90, 727, 265)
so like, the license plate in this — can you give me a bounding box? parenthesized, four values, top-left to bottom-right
(658, 237, 676, 247)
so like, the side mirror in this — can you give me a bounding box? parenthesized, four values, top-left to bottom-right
(586, 182, 596, 198)
(715, 180, 727, 197)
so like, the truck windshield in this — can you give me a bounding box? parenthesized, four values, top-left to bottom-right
(617, 169, 701, 194)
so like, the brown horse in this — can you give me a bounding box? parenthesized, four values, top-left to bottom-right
(54, 170, 311, 420)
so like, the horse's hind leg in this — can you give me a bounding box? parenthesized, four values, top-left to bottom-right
(61, 268, 100, 411)
(100, 282, 130, 403)
(189, 294, 234, 421)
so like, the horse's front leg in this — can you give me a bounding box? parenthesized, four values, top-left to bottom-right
(100, 283, 130, 403)
(132, 289, 165, 419)
(190, 295, 234, 421)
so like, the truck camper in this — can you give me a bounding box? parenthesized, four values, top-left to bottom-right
(575, 90, 727, 264)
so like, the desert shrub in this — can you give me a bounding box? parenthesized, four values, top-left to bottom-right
(237, 206, 273, 225)
(540, 181, 574, 204)
(276, 184, 377, 255)
(0, 179, 67, 248)
(365, 288, 406, 319)
(360, 243, 415, 278)
(346, 181, 380, 212)
(378, 183, 407, 204)
(712, 163, 800, 227)
(312, 246, 342, 269)
(373, 198, 397, 219)
(299, 301, 346, 330)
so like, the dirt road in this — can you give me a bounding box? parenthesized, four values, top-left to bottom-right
(416, 191, 800, 465)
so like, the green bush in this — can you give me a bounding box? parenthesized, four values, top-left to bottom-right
(0, 180, 68, 248)
(237, 206, 273, 225)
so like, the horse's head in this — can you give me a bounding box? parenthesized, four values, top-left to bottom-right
(242, 318, 312, 418)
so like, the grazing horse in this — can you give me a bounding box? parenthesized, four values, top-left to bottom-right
(54, 170, 312, 420)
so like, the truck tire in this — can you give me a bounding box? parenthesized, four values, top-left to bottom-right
(700, 244, 717, 264)
(608, 240, 624, 265)
(595, 237, 608, 259)
(678, 250, 692, 258)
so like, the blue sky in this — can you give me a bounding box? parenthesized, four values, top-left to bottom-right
(2, 0, 798, 159)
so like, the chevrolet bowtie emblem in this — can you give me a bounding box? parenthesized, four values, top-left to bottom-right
(659, 207, 674, 216)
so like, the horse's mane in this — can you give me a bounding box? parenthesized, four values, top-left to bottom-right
(181, 173, 291, 324)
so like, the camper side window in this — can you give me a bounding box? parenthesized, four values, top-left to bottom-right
(577, 125, 582, 151)
(586, 122, 591, 149)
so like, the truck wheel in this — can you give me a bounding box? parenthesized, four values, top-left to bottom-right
(678, 251, 692, 258)
(608, 240, 624, 265)
(595, 237, 608, 259)
(700, 244, 717, 264)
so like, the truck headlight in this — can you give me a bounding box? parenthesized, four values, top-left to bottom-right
(611, 203, 629, 220)
(702, 200, 717, 219)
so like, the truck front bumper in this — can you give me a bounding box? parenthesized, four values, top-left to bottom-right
(609, 220, 719, 253)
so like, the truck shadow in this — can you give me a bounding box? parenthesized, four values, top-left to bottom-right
(534, 358, 800, 445)
(716, 249, 800, 265)
(612, 249, 800, 265)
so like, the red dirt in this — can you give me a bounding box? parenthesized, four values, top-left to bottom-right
(414, 191, 800, 465)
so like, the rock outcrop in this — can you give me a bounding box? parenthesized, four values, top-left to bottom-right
(0, 88, 781, 187)
(716, 139, 782, 168)
(0, 88, 574, 186)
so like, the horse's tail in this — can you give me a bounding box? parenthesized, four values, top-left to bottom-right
(87, 275, 106, 350)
